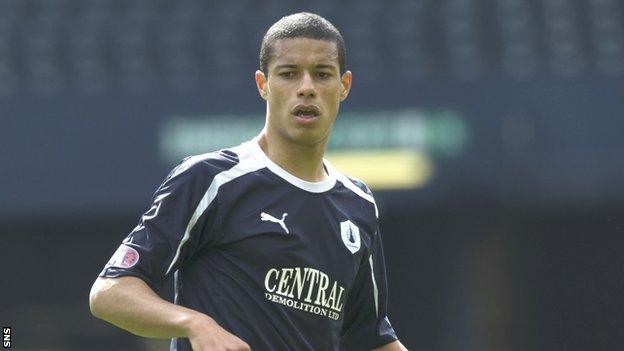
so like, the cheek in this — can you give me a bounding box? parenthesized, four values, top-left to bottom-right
(327, 84, 343, 100)
(268, 91, 285, 106)
(323, 90, 342, 108)
(269, 86, 289, 103)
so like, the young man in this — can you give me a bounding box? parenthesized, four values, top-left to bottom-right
(89, 13, 407, 351)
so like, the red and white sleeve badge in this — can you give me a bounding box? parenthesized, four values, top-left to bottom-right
(106, 244, 140, 268)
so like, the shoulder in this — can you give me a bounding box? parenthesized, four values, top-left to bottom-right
(328, 163, 379, 219)
(166, 148, 241, 181)
(163, 142, 265, 189)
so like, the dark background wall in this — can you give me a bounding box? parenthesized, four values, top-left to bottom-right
(1, 0, 623, 350)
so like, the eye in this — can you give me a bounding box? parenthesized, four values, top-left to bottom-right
(279, 71, 296, 78)
(317, 72, 331, 79)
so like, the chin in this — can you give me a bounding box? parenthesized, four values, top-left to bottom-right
(287, 130, 328, 146)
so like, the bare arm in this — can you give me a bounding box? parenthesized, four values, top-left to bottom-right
(89, 276, 250, 350)
(373, 340, 409, 351)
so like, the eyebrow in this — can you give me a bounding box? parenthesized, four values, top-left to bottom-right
(315, 64, 337, 70)
(274, 64, 299, 70)
(274, 64, 338, 71)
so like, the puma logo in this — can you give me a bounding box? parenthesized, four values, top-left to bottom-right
(261, 212, 289, 234)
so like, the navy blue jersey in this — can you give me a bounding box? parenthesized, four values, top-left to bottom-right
(100, 138, 397, 350)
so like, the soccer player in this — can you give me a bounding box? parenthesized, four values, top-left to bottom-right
(89, 12, 408, 351)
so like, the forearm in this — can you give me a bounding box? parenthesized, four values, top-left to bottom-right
(89, 276, 213, 338)
(373, 340, 409, 351)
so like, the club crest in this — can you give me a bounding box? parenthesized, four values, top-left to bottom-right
(340, 220, 361, 254)
(107, 244, 140, 268)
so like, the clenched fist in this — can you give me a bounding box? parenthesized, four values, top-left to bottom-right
(186, 314, 251, 351)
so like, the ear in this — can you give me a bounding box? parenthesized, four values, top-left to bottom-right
(339, 71, 352, 101)
(255, 70, 268, 100)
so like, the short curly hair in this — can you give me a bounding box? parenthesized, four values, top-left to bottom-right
(259, 12, 346, 75)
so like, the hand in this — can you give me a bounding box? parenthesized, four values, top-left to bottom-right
(186, 314, 251, 351)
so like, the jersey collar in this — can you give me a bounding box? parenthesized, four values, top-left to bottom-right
(245, 137, 337, 193)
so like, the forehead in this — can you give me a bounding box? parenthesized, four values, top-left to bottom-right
(269, 37, 339, 70)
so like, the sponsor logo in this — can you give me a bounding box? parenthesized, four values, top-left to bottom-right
(260, 212, 289, 234)
(107, 244, 139, 269)
(340, 220, 361, 254)
(264, 267, 346, 321)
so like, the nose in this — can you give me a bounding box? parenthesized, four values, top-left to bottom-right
(297, 71, 316, 98)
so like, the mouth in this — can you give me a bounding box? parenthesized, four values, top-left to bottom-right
(291, 104, 321, 121)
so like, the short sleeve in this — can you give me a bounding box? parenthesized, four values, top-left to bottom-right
(99, 155, 229, 291)
(340, 225, 398, 350)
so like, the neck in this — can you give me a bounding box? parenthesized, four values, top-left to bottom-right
(257, 128, 328, 182)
